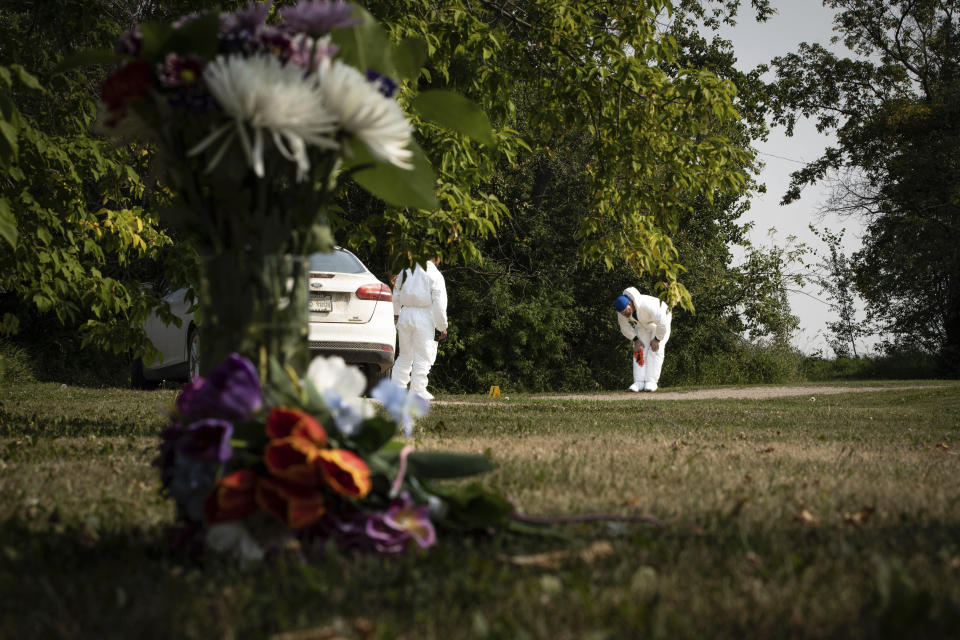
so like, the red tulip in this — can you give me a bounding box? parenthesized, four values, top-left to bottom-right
(204, 469, 258, 524)
(264, 436, 321, 486)
(315, 449, 372, 499)
(265, 407, 327, 445)
(255, 477, 325, 529)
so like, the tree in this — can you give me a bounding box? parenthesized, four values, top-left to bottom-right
(768, 0, 960, 368)
(0, 1, 189, 363)
(427, 1, 806, 391)
(339, 0, 758, 311)
(810, 226, 869, 358)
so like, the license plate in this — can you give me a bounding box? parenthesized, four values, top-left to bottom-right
(309, 295, 332, 312)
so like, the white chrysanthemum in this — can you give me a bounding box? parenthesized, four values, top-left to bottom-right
(318, 58, 414, 170)
(189, 54, 338, 180)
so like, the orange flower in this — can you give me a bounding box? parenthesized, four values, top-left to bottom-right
(255, 476, 325, 529)
(315, 449, 372, 499)
(265, 407, 327, 445)
(264, 436, 322, 486)
(204, 469, 259, 524)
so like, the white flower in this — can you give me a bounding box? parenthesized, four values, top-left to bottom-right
(206, 522, 264, 564)
(306, 354, 366, 397)
(305, 355, 373, 435)
(317, 58, 414, 169)
(190, 54, 338, 180)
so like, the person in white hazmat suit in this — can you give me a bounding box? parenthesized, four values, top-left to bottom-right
(615, 287, 672, 392)
(391, 259, 448, 400)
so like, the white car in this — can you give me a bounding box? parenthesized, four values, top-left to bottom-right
(131, 248, 396, 391)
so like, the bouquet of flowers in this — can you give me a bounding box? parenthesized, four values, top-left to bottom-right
(82, 0, 492, 378)
(157, 352, 513, 561)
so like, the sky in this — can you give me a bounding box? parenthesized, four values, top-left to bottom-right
(714, 2, 880, 356)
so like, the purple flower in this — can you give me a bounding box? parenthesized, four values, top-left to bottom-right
(365, 70, 398, 98)
(318, 508, 371, 549)
(178, 419, 234, 462)
(251, 25, 297, 60)
(316, 494, 436, 555)
(157, 53, 206, 88)
(365, 492, 436, 553)
(175, 353, 262, 422)
(173, 12, 203, 29)
(114, 27, 142, 56)
(288, 33, 339, 69)
(281, 0, 361, 36)
(221, 1, 273, 32)
(154, 423, 185, 490)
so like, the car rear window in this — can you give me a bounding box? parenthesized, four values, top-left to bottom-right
(309, 250, 367, 274)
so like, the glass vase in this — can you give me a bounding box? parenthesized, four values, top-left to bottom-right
(197, 251, 310, 383)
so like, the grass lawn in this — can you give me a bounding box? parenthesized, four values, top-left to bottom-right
(1, 381, 958, 639)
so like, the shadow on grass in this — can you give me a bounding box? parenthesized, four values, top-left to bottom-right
(1, 514, 959, 640)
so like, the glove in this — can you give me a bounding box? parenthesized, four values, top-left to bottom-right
(634, 347, 644, 366)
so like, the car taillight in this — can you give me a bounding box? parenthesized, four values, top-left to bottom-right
(355, 283, 392, 301)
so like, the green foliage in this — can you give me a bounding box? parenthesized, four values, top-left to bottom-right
(336, 0, 757, 307)
(0, 341, 34, 384)
(768, 0, 960, 367)
(810, 226, 872, 358)
(425, 4, 805, 392)
(0, 1, 211, 363)
(801, 351, 946, 382)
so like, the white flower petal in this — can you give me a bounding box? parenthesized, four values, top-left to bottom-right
(318, 59, 414, 169)
(306, 355, 366, 399)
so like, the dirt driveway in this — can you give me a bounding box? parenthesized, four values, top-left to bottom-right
(433, 384, 942, 405)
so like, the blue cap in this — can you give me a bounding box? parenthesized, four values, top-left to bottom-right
(614, 295, 630, 312)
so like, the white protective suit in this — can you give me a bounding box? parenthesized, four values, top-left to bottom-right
(617, 287, 671, 391)
(391, 261, 448, 399)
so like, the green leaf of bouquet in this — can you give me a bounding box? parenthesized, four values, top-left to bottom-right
(139, 22, 174, 62)
(55, 49, 127, 73)
(351, 416, 396, 454)
(265, 356, 302, 407)
(406, 451, 495, 479)
(433, 483, 513, 529)
(347, 139, 438, 210)
(165, 12, 220, 60)
(302, 377, 327, 413)
(410, 90, 496, 147)
(0, 197, 17, 248)
(392, 36, 428, 81)
(331, 7, 395, 77)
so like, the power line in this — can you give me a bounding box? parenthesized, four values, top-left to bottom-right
(757, 151, 807, 164)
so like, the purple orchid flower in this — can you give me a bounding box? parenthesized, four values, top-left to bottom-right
(175, 353, 262, 422)
(364, 492, 436, 554)
(177, 418, 234, 462)
(281, 0, 361, 36)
